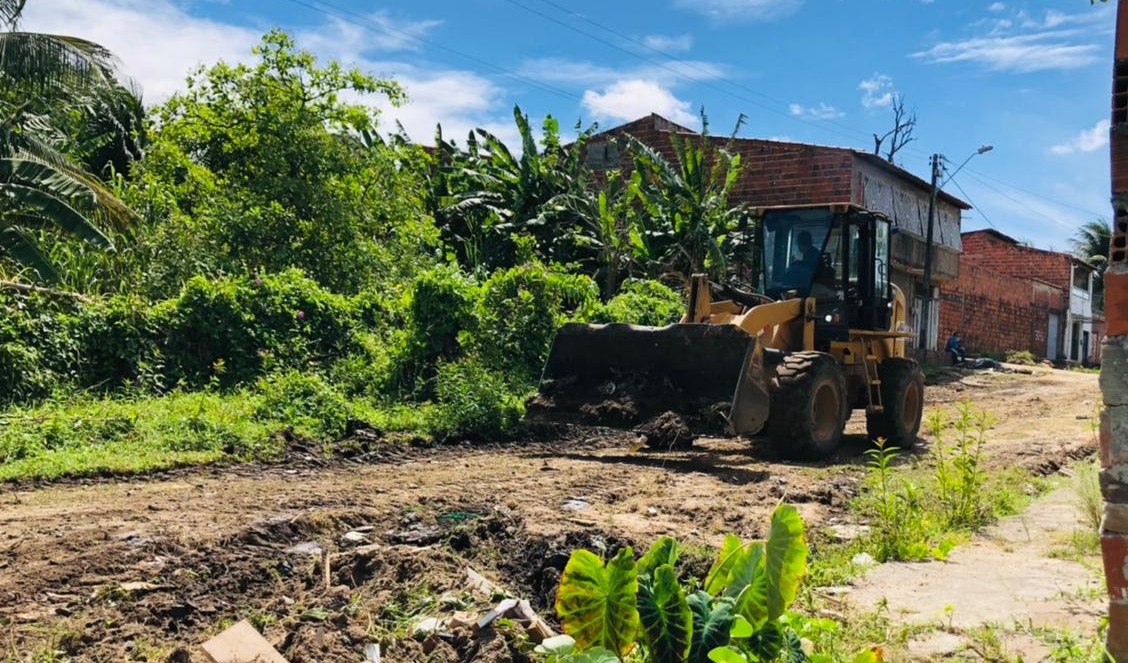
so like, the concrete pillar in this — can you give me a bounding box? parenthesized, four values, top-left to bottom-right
(1105, 3, 1128, 657)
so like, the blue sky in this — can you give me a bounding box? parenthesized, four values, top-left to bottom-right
(23, 0, 1117, 251)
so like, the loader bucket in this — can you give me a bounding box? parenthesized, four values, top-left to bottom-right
(525, 322, 769, 435)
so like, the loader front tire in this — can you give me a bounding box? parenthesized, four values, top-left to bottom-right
(865, 358, 925, 449)
(767, 352, 848, 460)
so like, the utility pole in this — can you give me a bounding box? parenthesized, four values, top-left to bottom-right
(919, 154, 941, 350)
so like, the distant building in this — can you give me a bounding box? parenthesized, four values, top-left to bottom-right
(939, 229, 1101, 363)
(585, 114, 971, 349)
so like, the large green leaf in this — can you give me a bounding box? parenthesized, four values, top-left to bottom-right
(704, 534, 742, 596)
(727, 543, 768, 631)
(744, 621, 784, 662)
(3, 183, 111, 247)
(560, 649, 621, 663)
(556, 547, 640, 657)
(0, 226, 58, 282)
(688, 591, 734, 663)
(637, 564, 692, 663)
(766, 505, 808, 620)
(638, 536, 679, 577)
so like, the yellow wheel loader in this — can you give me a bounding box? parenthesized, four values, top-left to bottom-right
(526, 204, 924, 459)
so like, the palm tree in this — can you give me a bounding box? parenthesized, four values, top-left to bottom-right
(1071, 218, 1111, 310)
(0, 0, 135, 283)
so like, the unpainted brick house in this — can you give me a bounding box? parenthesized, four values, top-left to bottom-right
(939, 229, 1102, 363)
(584, 114, 971, 349)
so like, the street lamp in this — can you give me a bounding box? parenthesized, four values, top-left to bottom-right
(919, 145, 994, 350)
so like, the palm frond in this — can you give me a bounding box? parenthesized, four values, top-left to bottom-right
(3, 182, 113, 247)
(0, 31, 120, 93)
(6, 137, 137, 231)
(0, 225, 58, 282)
(0, 0, 26, 27)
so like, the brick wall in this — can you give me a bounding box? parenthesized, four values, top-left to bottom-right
(939, 258, 1065, 358)
(727, 140, 854, 207)
(588, 116, 855, 208)
(962, 230, 1073, 289)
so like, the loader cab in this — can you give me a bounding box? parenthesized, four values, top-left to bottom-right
(761, 206, 892, 346)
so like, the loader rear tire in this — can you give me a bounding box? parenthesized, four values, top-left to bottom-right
(767, 352, 848, 460)
(865, 358, 925, 449)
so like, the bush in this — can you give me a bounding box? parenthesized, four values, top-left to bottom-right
(154, 269, 360, 388)
(1005, 349, 1037, 365)
(0, 292, 83, 403)
(254, 371, 352, 443)
(471, 264, 599, 387)
(594, 279, 683, 326)
(74, 295, 164, 392)
(388, 266, 478, 397)
(431, 357, 523, 440)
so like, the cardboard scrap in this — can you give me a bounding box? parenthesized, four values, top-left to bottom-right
(201, 619, 289, 663)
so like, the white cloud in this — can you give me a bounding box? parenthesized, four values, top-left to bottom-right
(642, 33, 694, 53)
(912, 32, 1100, 72)
(988, 2, 1005, 12)
(858, 74, 895, 109)
(789, 102, 844, 120)
(1051, 119, 1111, 155)
(518, 57, 724, 87)
(912, 6, 1112, 73)
(673, 0, 803, 21)
(20, 0, 259, 101)
(297, 12, 442, 56)
(19, 0, 515, 146)
(582, 80, 697, 126)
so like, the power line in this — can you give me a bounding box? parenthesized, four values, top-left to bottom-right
(281, 0, 582, 104)
(515, 0, 1099, 220)
(290, 0, 1102, 224)
(946, 175, 997, 230)
(964, 166, 1107, 218)
(527, 0, 875, 143)
(502, 0, 875, 146)
(963, 171, 1077, 231)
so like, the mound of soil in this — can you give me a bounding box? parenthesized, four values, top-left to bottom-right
(637, 411, 695, 450)
(526, 372, 726, 434)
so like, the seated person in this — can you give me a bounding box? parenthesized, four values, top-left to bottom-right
(946, 330, 966, 364)
(784, 231, 827, 289)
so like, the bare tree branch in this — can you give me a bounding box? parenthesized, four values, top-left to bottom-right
(872, 94, 917, 164)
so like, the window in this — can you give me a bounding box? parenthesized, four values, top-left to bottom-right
(1073, 267, 1091, 295)
(874, 220, 890, 299)
(762, 208, 835, 297)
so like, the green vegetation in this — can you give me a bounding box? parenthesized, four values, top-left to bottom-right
(543, 505, 884, 663)
(822, 401, 1041, 567)
(1004, 349, 1037, 365)
(1, 10, 744, 480)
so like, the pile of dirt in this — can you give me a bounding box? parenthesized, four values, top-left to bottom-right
(637, 411, 695, 450)
(526, 371, 726, 433)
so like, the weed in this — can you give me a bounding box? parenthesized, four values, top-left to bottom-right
(859, 439, 937, 562)
(1004, 350, 1036, 365)
(931, 401, 993, 530)
(1033, 621, 1110, 663)
(1074, 458, 1103, 533)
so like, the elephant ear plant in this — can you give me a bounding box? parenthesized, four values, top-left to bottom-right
(539, 504, 885, 663)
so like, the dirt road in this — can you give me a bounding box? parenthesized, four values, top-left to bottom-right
(0, 368, 1100, 662)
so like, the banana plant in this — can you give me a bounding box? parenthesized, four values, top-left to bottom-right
(437, 106, 596, 270)
(622, 112, 753, 286)
(550, 504, 883, 663)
